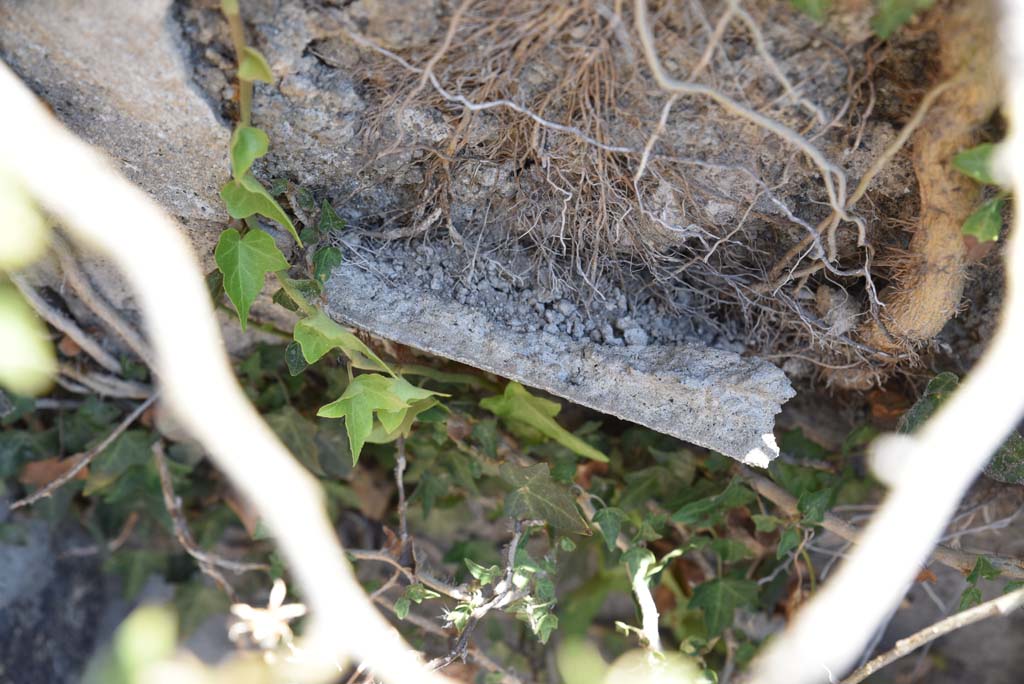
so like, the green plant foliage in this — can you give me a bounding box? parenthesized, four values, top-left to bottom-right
(871, 0, 934, 38)
(266, 406, 322, 475)
(689, 577, 758, 636)
(229, 126, 269, 178)
(319, 200, 346, 233)
(776, 526, 801, 559)
(220, 174, 301, 245)
(83, 430, 156, 495)
(593, 506, 627, 551)
(500, 462, 589, 534)
(961, 197, 1005, 243)
(293, 311, 389, 372)
(481, 382, 608, 462)
(797, 487, 834, 525)
(898, 372, 1024, 484)
(671, 477, 755, 527)
(214, 228, 288, 330)
(312, 246, 343, 284)
(790, 0, 830, 21)
(238, 46, 273, 83)
(953, 143, 999, 185)
(317, 373, 438, 463)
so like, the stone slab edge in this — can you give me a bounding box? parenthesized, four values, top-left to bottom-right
(325, 264, 795, 465)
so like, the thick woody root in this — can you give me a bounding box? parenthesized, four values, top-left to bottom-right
(832, 1, 1000, 389)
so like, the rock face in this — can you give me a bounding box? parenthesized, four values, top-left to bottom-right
(0, 0, 801, 462)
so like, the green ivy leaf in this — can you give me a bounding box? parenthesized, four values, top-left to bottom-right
(710, 538, 754, 563)
(752, 514, 782, 533)
(499, 462, 589, 535)
(221, 174, 301, 245)
(214, 228, 288, 330)
(953, 143, 999, 185)
(405, 583, 441, 603)
(266, 406, 322, 475)
(961, 197, 1005, 243)
(465, 559, 502, 585)
(898, 372, 959, 434)
(84, 430, 155, 496)
(777, 526, 801, 559)
(284, 341, 308, 376)
(985, 432, 1024, 485)
(481, 382, 607, 462)
(238, 46, 273, 83)
(797, 488, 834, 525)
(394, 596, 411, 620)
(319, 200, 347, 233)
(312, 246, 343, 284)
(959, 585, 982, 610)
(229, 126, 269, 179)
(317, 373, 437, 463)
(790, 0, 830, 21)
(966, 556, 1000, 585)
(689, 578, 758, 636)
(293, 311, 389, 372)
(593, 507, 627, 551)
(871, 0, 934, 39)
(671, 477, 754, 527)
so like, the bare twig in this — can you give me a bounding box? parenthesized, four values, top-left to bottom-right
(738, 468, 1024, 580)
(153, 441, 270, 577)
(10, 273, 122, 374)
(52, 234, 156, 369)
(11, 393, 158, 509)
(840, 587, 1024, 684)
(58, 362, 151, 399)
(395, 437, 410, 549)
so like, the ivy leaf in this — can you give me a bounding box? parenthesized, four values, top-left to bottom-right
(966, 556, 1000, 585)
(221, 173, 301, 245)
(871, 0, 934, 39)
(317, 373, 437, 463)
(593, 507, 627, 551)
(961, 197, 1005, 243)
(214, 228, 288, 330)
(394, 596, 411, 620)
(752, 514, 782, 533)
(238, 46, 273, 83)
(985, 432, 1024, 485)
(229, 126, 269, 179)
(284, 341, 308, 376)
(790, 0, 830, 21)
(710, 538, 754, 563)
(499, 462, 589, 534)
(312, 246, 343, 284)
(465, 559, 502, 585)
(481, 382, 607, 462)
(689, 578, 758, 636)
(84, 430, 155, 496)
(319, 200, 346, 233)
(293, 311, 389, 372)
(671, 477, 754, 527)
(797, 488, 834, 525)
(898, 372, 959, 434)
(266, 406, 322, 475)
(959, 585, 983, 610)
(777, 526, 801, 559)
(953, 143, 999, 185)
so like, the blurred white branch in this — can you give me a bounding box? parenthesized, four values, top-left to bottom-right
(746, 1, 1024, 681)
(0, 61, 452, 684)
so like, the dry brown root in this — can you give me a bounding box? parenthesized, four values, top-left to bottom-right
(831, 0, 1000, 389)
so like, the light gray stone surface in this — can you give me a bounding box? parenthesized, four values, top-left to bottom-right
(326, 263, 794, 463)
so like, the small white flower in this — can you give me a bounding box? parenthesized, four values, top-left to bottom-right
(229, 579, 308, 653)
